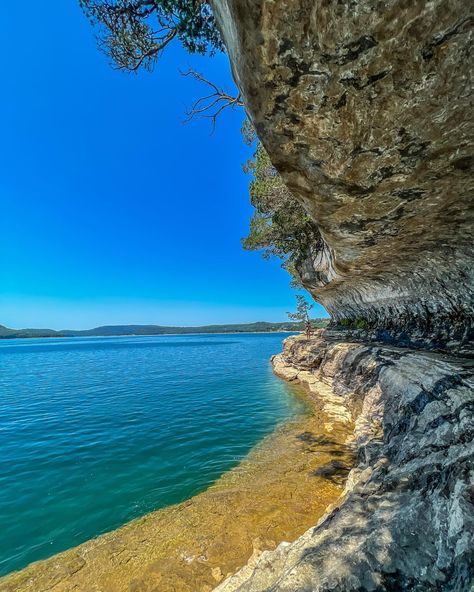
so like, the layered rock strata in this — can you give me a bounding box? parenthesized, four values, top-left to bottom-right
(211, 0, 474, 345)
(215, 332, 474, 591)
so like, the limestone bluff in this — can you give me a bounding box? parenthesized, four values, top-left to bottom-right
(210, 1, 473, 591)
(211, 0, 473, 349)
(216, 332, 474, 592)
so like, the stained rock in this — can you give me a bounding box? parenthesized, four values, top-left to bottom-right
(211, 0, 474, 347)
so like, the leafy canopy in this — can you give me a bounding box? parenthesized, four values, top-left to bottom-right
(242, 140, 319, 287)
(287, 295, 313, 323)
(79, 0, 223, 71)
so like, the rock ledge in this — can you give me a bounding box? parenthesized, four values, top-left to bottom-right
(215, 332, 474, 592)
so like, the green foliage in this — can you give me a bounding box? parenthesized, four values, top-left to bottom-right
(287, 295, 313, 324)
(241, 118, 257, 146)
(242, 142, 319, 285)
(79, 0, 223, 71)
(0, 321, 329, 340)
(338, 318, 367, 329)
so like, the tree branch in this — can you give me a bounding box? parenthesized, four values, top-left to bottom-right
(181, 68, 244, 132)
(127, 28, 177, 71)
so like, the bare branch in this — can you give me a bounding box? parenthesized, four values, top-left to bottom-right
(181, 68, 244, 132)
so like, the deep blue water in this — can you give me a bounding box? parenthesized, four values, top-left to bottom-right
(0, 332, 303, 576)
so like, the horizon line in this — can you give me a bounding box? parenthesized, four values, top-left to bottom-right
(1, 318, 330, 332)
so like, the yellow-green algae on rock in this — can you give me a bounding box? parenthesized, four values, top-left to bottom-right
(0, 379, 354, 592)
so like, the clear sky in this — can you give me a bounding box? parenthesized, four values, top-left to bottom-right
(0, 2, 328, 330)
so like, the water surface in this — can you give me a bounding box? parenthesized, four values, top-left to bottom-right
(0, 333, 302, 575)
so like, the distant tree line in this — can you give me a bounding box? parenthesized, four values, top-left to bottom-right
(0, 321, 329, 340)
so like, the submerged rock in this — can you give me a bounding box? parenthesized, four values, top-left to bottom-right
(215, 332, 474, 591)
(211, 0, 474, 347)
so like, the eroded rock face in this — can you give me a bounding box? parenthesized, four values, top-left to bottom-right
(211, 0, 474, 344)
(215, 333, 474, 592)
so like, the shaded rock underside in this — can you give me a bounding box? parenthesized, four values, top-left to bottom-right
(211, 0, 474, 346)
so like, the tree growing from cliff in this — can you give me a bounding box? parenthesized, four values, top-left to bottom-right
(242, 140, 319, 287)
(288, 295, 314, 338)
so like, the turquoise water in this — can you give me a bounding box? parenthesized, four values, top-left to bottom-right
(0, 332, 302, 576)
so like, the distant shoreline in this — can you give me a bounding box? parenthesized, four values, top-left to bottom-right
(0, 320, 329, 341)
(0, 330, 298, 341)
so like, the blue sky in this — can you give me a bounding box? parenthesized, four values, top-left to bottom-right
(0, 2, 327, 329)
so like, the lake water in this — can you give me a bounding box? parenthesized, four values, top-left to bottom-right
(0, 332, 303, 576)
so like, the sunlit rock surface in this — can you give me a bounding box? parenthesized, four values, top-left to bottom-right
(215, 333, 474, 591)
(212, 0, 474, 346)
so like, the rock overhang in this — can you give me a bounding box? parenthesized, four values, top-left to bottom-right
(211, 0, 474, 347)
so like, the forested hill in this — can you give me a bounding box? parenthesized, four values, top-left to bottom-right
(0, 320, 328, 340)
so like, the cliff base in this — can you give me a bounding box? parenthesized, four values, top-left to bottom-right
(216, 331, 474, 592)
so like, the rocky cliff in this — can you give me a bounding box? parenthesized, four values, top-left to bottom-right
(209, 2, 474, 589)
(211, 0, 473, 347)
(215, 333, 474, 591)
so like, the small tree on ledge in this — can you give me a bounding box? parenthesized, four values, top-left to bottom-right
(288, 295, 314, 339)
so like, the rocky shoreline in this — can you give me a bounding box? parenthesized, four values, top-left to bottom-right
(216, 331, 474, 591)
(207, 2, 474, 587)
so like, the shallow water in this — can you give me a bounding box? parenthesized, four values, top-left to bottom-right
(0, 333, 304, 576)
(3, 373, 353, 592)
